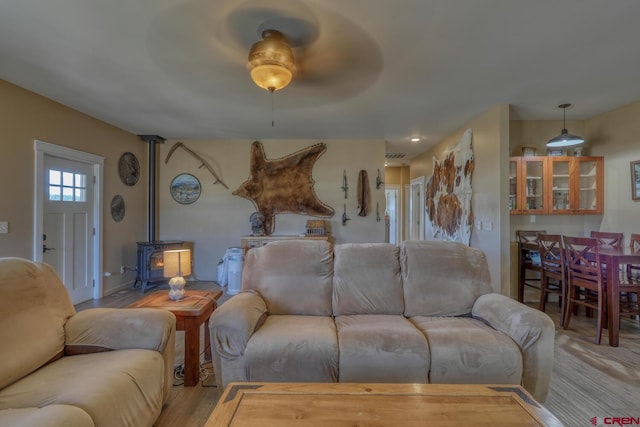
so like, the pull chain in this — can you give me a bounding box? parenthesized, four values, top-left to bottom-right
(269, 87, 275, 127)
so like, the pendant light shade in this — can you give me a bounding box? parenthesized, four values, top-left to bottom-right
(248, 30, 296, 93)
(546, 104, 585, 148)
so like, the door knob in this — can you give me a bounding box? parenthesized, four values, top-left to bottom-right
(43, 244, 56, 253)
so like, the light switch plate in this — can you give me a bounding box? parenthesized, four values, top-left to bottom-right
(0, 221, 8, 234)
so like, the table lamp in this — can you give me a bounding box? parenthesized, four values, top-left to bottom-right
(163, 249, 191, 300)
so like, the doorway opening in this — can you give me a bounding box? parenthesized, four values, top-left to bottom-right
(385, 185, 401, 244)
(409, 176, 426, 240)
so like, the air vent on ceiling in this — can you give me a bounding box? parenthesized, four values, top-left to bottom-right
(385, 153, 407, 160)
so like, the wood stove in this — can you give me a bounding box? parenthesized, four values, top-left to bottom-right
(134, 241, 193, 292)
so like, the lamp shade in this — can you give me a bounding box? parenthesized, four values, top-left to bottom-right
(248, 29, 296, 92)
(250, 64, 293, 92)
(163, 249, 191, 277)
(546, 129, 585, 147)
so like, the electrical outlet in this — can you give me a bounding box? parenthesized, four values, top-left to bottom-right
(120, 265, 126, 275)
(0, 221, 8, 234)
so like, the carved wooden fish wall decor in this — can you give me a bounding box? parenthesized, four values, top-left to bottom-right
(357, 169, 370, 217)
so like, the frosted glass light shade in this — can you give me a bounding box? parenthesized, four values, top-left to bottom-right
(250, 64, 293, 92)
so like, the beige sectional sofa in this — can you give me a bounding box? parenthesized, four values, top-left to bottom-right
(209, 240, 555, 402)
(0, 258, 176, 427)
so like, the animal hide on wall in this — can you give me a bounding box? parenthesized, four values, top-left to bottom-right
(425, 128, 474, 245)
(233, 141, 335, 235)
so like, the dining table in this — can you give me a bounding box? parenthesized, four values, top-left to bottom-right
(597, 245, 640, 347)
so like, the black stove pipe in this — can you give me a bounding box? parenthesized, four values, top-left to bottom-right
(138, 135, 165, 242)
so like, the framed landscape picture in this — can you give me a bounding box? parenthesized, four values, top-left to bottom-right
(170, 173, 201, 204)
(631, 160, 640, 201)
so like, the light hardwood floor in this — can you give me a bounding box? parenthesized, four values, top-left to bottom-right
(76, 283, 640, 427)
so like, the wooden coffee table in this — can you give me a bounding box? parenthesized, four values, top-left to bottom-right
(205, 382, 562, 426)
(128, 289, 223, 386)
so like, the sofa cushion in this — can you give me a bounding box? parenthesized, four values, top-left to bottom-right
(335, 315, 429, 382)
(0, 258, 75, 390)
(333, 244, 404, 315)
(0, 349, 165, 427)
(410, 316, 522, 385)
(245, 315, 338, 382)
(242, 240, 333, 315)
(0, 405, 94, 427)
(401, 241, 492, 316)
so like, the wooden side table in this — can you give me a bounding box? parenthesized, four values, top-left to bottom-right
(128, 289, 223, 386)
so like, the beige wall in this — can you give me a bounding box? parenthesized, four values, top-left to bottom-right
(0, 80, 147, 294)
(159, 139, 386, 280)
(410, 105, 510, 293)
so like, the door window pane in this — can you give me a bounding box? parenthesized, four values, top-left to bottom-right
(47, 169, 88, 202)
(49, 170, 61, 185)
(49, 186, 61, 201)
(62, 172, 74, 186)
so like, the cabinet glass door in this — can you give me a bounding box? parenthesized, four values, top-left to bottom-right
(550, 158, 570, 213)
(577, 159, 599, 212)
(523, 158, 545, 212)
(509, 159, 518, 211)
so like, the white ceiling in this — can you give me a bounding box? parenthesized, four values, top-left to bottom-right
(2, 0, 640, 164)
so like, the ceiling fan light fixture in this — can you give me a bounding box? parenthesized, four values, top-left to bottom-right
(248, 30, 296, 92)
(546, 103, 585, 148)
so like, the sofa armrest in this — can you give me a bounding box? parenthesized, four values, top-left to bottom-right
(472, 293, 555, 403)
(65, 307, 176, 404)
(210, 290, 267, 358)
(65, 307, 176, 353)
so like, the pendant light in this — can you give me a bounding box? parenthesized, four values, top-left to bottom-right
(546, 103, 584, 147)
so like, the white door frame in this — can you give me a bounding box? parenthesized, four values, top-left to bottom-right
(409, 176, 426, 240)
(34, 140, 104, 299)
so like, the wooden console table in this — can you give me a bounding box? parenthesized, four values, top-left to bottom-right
(240, 235, 334, 250)
(205, 382, 561, 426)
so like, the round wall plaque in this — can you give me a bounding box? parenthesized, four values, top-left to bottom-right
(170, 173, 201, 204)
(110, 195, 125, 222)
(118, 152, 140, 186)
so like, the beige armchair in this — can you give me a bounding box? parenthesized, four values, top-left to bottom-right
(0, 257, 176, 427)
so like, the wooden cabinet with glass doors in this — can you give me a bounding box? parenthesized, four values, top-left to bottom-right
(509, 157, 547, 214)
(510, 156, 603, 215)
(547, 156, 603, 214)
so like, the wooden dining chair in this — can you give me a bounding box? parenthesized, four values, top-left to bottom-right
(627, 234, 640, 280)
(590, 231, 624, 247)
(516, 230, 545, 303)
(622, 234, 640, 320)
(536, 234, 566, 326)
(562, 236, 607, 344)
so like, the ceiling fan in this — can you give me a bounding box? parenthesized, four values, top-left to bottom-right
(146, 1, 383, 106)
(221, 2, 383, 102)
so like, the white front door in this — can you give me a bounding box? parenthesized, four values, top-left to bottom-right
(43, 155, 95, 304)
